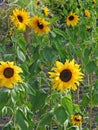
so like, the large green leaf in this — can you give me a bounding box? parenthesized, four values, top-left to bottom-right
(92, 91, 98, 106)
(17, 47, 26, 62)
(0, 91, 9, 110)
(83, 48, 91, 65)
(82, 93, 90, 107)
(61, 94, 73, 115)
(41, 46, 58, 64)
(86, 61, 97, 74)
(30, 89, 47, 112)
(18, 37, 27, 52)
(53, 28, 67, 39)
(38, 112, 53, 126)
(54, 106, 67, 124)
(16, 108, 28, 130)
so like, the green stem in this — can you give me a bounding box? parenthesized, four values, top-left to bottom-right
(49, 85, 52, 130)
(77, 87, 79, 104)
(88, 75, 93, 130)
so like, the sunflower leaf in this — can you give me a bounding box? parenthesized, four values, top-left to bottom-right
(54, 106, 67, 124)
(17, 47, 26, 62)
(61, 94, 73, 115)
(38, 112, 53, 126)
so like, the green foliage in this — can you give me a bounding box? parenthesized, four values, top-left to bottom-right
(62, 94, 73, 115)
(82, 93, 90, 107)
(0, 90, 9, 110)
(30, 89, 47, 112)
(54, 106, 67, 124)
(86, 60, 97, 74)
(38, 112, 53, 127)
(16, 108, 29, 130)
(0, 0, 98, 129)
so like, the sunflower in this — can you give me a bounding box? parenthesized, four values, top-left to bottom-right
(48, 59, 84, 92)
(84, 10, 90, 18)
(8, 26, 14, 36)
(71, 114, 82, 126)
(36, 0, 40, 6)
(44, 7, 50, 16)
(0, 61, 23, 89)
(92, 0, 96, 3)
(86, 25, 92, 32)
(30, 15, 50, 35)
(66, 13, 79, 27)
(10, 8, 30, 31)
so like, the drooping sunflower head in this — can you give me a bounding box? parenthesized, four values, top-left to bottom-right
(30, 15, 50, 35)
(48, 59, 84, 92)
(44, 7, 50, 16)
(0, 61, 23, 89)
(10, 8, 30, 31)
(84, 10, 91, 18)
(71, 113, 83, 126)
(66, 13, 79, 27)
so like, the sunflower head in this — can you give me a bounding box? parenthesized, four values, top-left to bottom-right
(86, 25, 92, 32)
(8, 26, 15, 36)
(10, 8, 30, 31)
(92, 0, 96, 3)
(44, 7, 50, 16)
(48, 59, 84, 92)
(30, 15, 50, 35)
(36, 0, 40, 6)
(84, 10, 91, 18)
(0, 61, 23, 89)
(66, 13, 79, 27)
(71, 113, 83, 126)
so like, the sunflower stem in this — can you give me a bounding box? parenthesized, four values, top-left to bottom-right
(49, 85, 53, 130)
(77, 87, 79, 104)
(88, 75, 93, 130)
(10, 90, 17, 130)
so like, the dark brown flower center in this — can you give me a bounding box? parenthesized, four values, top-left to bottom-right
(37, 21, 44, 29)
(74, 117, 81, 122)
(36, 1, 40, 5)
(60, 69, 72, 82)
(17, 15, 23, 23)
(68, 15, 74, 21)
(3, 67, 14, 78)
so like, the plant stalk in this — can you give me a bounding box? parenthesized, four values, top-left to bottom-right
(88, 75, 93, 130)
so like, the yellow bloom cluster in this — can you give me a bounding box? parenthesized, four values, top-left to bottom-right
(10, 8, 50, 35)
